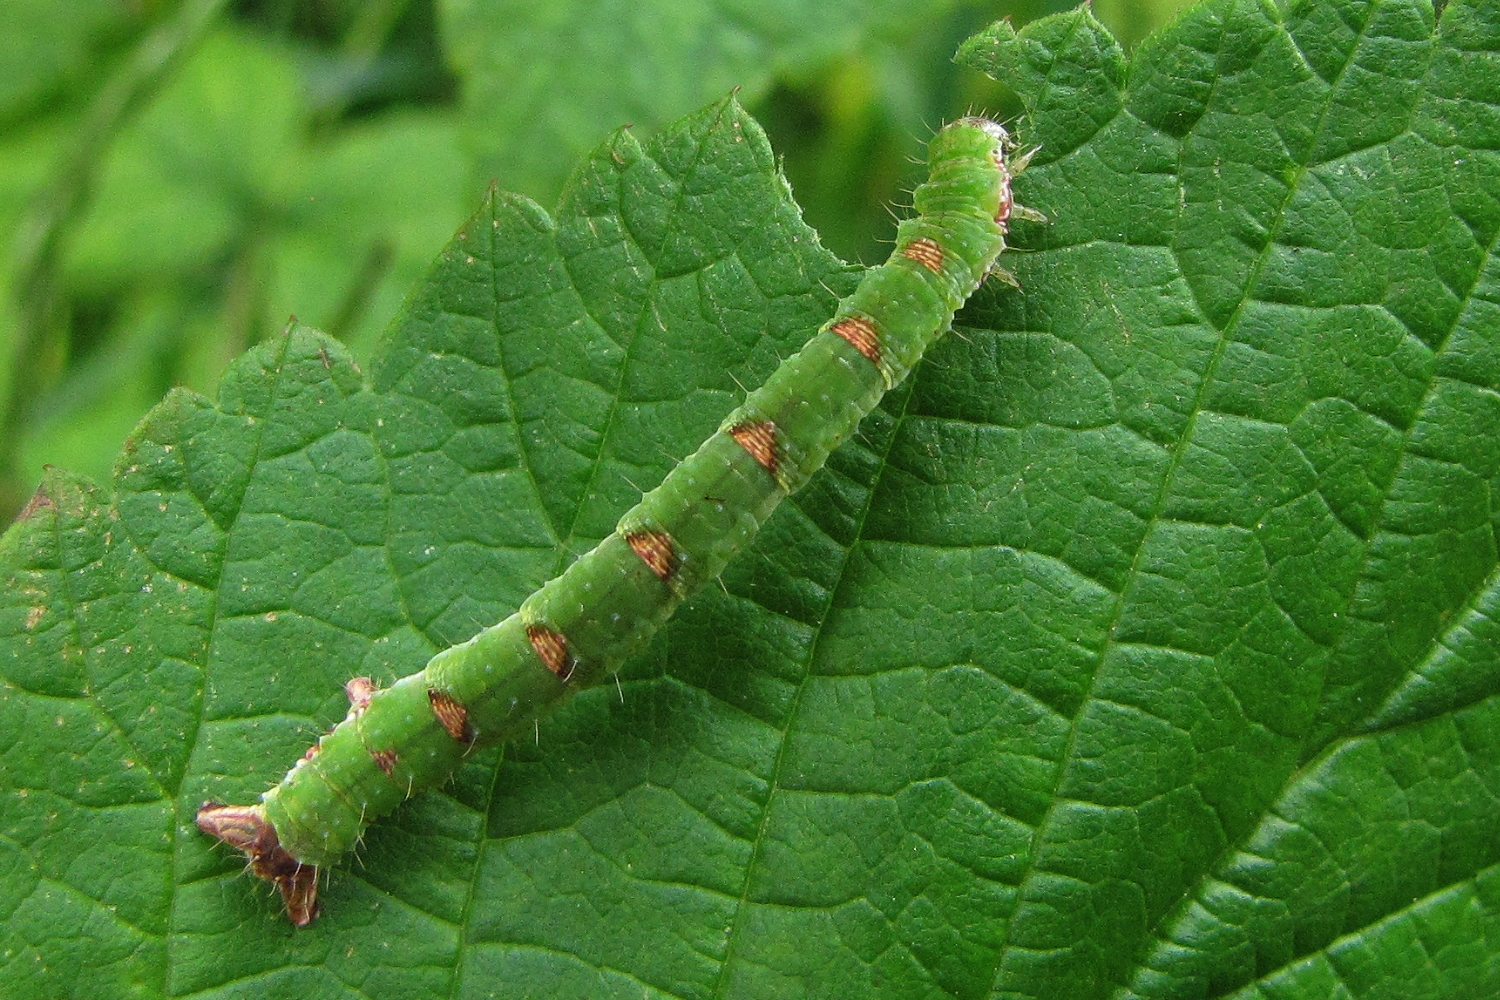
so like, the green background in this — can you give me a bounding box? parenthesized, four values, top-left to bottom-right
(4, 0, 1500, 998)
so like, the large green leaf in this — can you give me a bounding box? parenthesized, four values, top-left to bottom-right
(3, 0, 1499, 997)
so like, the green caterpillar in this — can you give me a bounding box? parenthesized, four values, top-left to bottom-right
(198, 116, 1036, 926)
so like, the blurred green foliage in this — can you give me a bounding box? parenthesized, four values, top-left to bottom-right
(0, 0, 1194, 521)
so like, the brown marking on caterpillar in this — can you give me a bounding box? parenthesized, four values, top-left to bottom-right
(196, 802, 321, 926)
(292, 678, 380, 767)
(345, 677, 377, 714)
(527, 623, 574, 681)
(197, 803, 267, 855)
(831, 316, 881, 367)
(626, 529, 679, 582)
(427, 689, 473, 743)
(276, 864, 320, 927)
(371, 748, 398, 777)
(902, 236, 945, 273)
(730, 420, 779, 476)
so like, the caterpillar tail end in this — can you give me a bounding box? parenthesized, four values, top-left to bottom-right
(197, 802, 321, 927)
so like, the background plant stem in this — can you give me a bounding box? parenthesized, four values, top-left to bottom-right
(2, 0, 230, 521)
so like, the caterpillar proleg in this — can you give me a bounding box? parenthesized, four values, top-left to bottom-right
(197, 116, 1033, 926)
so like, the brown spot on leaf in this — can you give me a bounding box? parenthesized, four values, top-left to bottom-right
(25, 606, 44, 630)
(626, 529, 679, 582)
(371, 748, 398, 777)
(831, 317, 881, 367)
(527, 623, 574, 680)
(902, 236, 945, 273)
(730, 420, 778, 476)
(17, 484, 54, 522)
(428, 689, 473, 743)
(196, 802, 321, 927)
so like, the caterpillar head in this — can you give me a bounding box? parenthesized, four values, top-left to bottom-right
(956, 115, 1010, 148)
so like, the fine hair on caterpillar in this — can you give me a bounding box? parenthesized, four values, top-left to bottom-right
(198, 114, 1039, 925)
